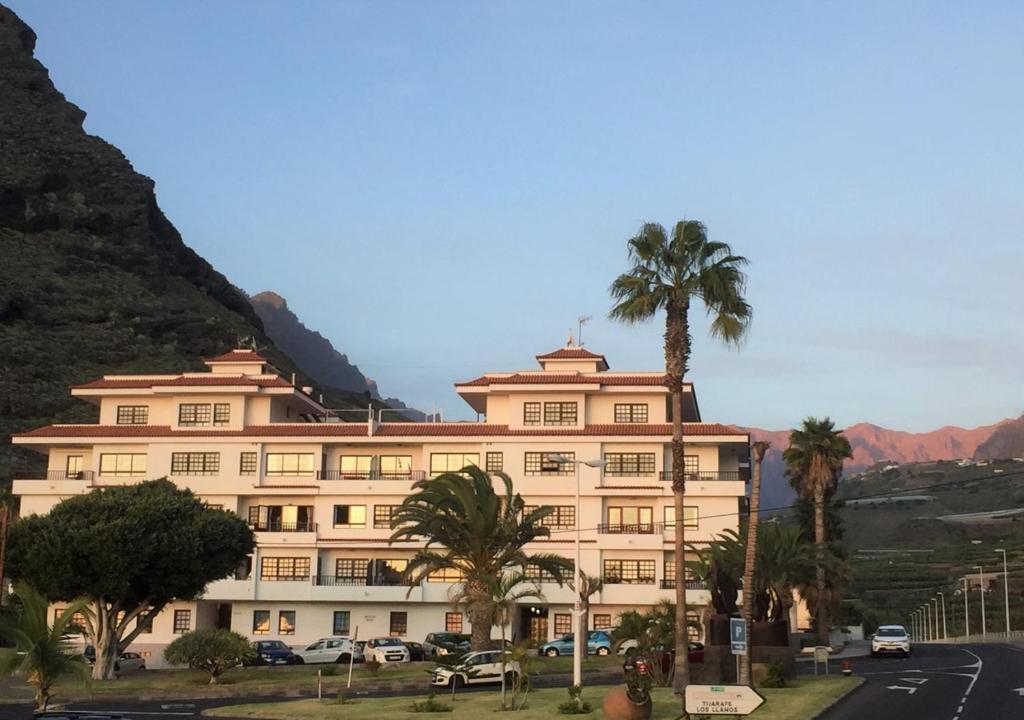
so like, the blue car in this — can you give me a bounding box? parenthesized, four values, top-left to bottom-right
(250, 640, 298, 665)
(539, 630, 612, 657)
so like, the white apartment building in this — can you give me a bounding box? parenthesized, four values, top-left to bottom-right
(12, 346, 749, 662)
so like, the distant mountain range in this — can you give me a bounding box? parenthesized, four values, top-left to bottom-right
(746, 418, 1022, 509)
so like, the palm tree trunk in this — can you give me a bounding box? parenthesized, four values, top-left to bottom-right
(739, 442, 767, 686)
(467, 585, 493, 651)
(665, 305, 690, 700)
(500, 621, 507, 709)
(813, 483, 828, 641)
(0, 504, 9, 604)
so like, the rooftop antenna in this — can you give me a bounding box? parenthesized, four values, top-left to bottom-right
(577, 315, 592, 346)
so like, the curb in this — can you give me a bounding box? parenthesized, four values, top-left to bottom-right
(808, 677, 866, 720)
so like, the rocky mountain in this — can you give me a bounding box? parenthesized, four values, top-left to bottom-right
(746, 418, 1018, 510)
(974, 415, 1024, 460)
(250, 291, 426, 421)
(0, 5, 369, 483)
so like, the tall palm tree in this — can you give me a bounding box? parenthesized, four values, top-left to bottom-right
(610, 220, 751, 696)
(452, 571, 542, 709)
(739, 441, 770, 686)
(0, 584, 90, 710)
(783, 417, 852, 640)
(390, 466, 570, 651)
(0, 483, 17, 604)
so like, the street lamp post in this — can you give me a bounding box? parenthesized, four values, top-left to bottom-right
(931, 598, 940, 641)
(550, 454, 605, 691)
(938, 592, 948, 641)
(973, 566, 987, 640)
(962, 577, 970, 640)
(923, 603, 931, 642)
(995, 549, 1011, 636)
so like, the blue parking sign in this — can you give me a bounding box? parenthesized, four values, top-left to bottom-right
(730, 617, 748, 656)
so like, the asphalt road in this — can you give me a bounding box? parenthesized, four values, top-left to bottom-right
(819, 643, 1024, 720)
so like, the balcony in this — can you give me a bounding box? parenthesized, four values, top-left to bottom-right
(38, 470, 96, 482)
(249, 521, 318, 533)
(597, 522, 664, 535)
(313, 575, 412, 587)
(658, 471, 741, 482)
(659, 579, 708, 590)
(317, 470, 426, 482)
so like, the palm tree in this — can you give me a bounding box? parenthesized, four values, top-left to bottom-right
(0, 584, 90, 710)
(739, 441, 770, 685)
(0, 483, 17, 604)
(452, 571, 542, 709)
(569, 570, 604, 658)
(783, 417, 852, 640)
(390, 466, 570, 651)
(610, 219, 751, 698)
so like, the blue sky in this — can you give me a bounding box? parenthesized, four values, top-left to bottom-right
(10, 1, 1024, 430)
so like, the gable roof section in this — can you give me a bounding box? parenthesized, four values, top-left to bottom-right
(204, 350, 269, 363)
(72, 375, 293, 390)
(456, 373, 692, 388)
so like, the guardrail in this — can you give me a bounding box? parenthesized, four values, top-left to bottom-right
(29, 471, 96, 482)
(249, 521, 317, 533)
(317, 470, 426, 482)
(597, 522, 664, 535)
(658, 471, 741, 482)
(659, 579, 708, 590)
(313, 575, 412, 587)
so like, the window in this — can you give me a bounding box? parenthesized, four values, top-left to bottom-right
(340, 455, 372, 478)
(253, 610, 270, 634)
(524, 452, 574, 475)
(65, 455, 84, 479)
(178, 403, 212, 426)
(429, 453, 479, 475)
(335, 559, 370, 583)
(543, 402, 578, 426)
(265, 453, 315, 476)
(379, 455, 412, 476)
(260, 557, 311, 581)
(373, 559, 408, 585)
(614, 403, 649, 423)
(607, 506, 654, 530)
(524, 563, 569, 583)
(605, 453, 656, 477)
(663, 552, 676, 585)
(278, 611, 296, 635)
(170, 452, 220, 476)
(554, 613, 572, 636)
(687, 611, 701, 642)
(390, 612, 408, 636)
(523, 402, 541, 426)
(248, 505, 314, 532)
(374, 504, 400, 529)
(55, 607, 88, 633)
(99, 453, 147, 477)
(524, 505, 575, 529)
(333, 611, 351, 636)
(173, 610, 191, 634)
(240, 452, 257, 475)
(445, 612, 463, 633)
(428, 568, 465, 583)
(603, 559, 656, 585)
(664, 506, 698, 529)
(485, 452, 504, 473)
(116, 405, 148, 425)
(333, 505, 367, 528)
(594, 614, 612, 630)
(213, 403, 231, 426)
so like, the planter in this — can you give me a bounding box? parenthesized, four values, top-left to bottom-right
(602, 685, 652, 720)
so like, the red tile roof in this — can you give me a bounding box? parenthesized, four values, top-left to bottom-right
(204, 350, 269, 363)
(536, 347, 609, 369)
(456, 373, 692, 388)
(14, 422, 745, 440)
(73, 375, 293, 390)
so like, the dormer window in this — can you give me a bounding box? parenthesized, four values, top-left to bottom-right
(543, 402, 577, 426)
(116, 405, 149, 425)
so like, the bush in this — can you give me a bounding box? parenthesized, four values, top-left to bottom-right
(410, 693, 453, 713)
(557, 685, 593, 714)
(163, 628, 256, 684)
(320, 664, 340, 676)
(364, 659, 382, 673)
(760, 662, 788, 688)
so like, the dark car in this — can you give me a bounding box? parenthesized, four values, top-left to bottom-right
(405, 641, 426, 661)
(251, 640, 298, 665)
(423, 632, 471, 657)
(35, 714, 134, 720)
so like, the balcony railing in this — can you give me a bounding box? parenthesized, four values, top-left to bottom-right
(659, 579, 708, 590)
(249, 521, 317, 533)
(317, 470, 426, 482)
(602, 576, 657, 586)
(658, 471, 741, 482)
(597, 522, 664, 535)
(37, 471, 95, 482)
(313, 575, 412, 587)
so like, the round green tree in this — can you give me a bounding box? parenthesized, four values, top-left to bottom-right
(164, 628, 256, 684)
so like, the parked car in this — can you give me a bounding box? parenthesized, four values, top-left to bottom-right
(82, 646, 147, 672)
(404, 641, 426, 661)
(871, 625, 911, 657)
(539, 630, 613, 656)
(423, 632, 471, 657)
(430, 650, 521, 688)
(250, 640, 298, 665)
(363, 637, 410, 663)
(294, 636, 360, 664)
(616, 640, 705, 664)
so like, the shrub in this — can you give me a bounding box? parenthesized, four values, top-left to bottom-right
(320, 664, 340, 677)
(364, 659, 382, 673)
(557, 685, 593, 714)
(760, 661, 788, 688)
(410, 692, 453, 713)
(163, 628, 256, 684)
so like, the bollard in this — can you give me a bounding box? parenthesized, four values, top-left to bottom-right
(318, 668, 322, 700)
(841, 660, 852, 676)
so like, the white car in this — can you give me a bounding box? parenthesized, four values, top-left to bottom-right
(115, 651, 147, 672)
(363, 637, 410, 663)
(294, 636, 361, 664)
(871, 625, 911, 657)
(430, 650, 521, 688)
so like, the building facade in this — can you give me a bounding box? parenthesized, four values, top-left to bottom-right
(12, 346, 749, 663)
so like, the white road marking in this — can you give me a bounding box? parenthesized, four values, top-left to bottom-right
(1012, 687, 1024, 696)
(887, 685, 918, 694)
(900, 678, 929, 685)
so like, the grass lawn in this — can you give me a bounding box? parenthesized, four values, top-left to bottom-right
(204, 676, 862, 720)
(0, 656, 622, 703)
